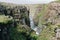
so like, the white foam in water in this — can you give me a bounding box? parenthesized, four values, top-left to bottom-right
(36, 32, 39, 35)
(34, 27, 40, 35)
(34, 27, 37, 31)
(29, 14, 42, 35)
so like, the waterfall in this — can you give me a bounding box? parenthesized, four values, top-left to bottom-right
(29, 14, 42, 35)
(22, 18, 26, 25)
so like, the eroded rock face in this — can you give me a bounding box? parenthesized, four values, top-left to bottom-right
(13, 6, 30, 27)
(0, 4, 31, 40)
(44, 2, 60, 25)
(0, 5, 30, 27)
(56, 29, 60, 39)
(33, 5, 44, 26)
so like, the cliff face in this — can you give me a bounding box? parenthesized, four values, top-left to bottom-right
(43, 2, 60, 26)
(33, 5, 44, 26)
(0, 3, 31, 40)
(0, 4, 30, 26)
(36, 2, 60, 40)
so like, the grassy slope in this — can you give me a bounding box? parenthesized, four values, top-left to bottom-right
(30, 4, 53, 40)
(36, 4, 56, 40)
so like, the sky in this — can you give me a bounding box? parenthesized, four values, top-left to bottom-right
(0, 0, 56, 4)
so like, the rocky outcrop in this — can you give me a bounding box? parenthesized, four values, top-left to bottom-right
(33, 5, 44, 26)
(0, 4, 30, 27)
(0, 5, 30, 40)
(43, 2, 60, 25)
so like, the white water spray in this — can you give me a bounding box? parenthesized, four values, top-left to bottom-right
(29, 14, 42, 35)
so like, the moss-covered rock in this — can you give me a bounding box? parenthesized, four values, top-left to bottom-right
(0, 15, 13, 23)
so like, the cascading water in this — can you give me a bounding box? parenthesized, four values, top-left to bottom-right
(29, 14, 42, 35)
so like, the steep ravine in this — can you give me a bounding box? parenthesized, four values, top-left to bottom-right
(29, 5, 43, 35)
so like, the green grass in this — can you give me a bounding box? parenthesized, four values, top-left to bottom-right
(38, 4, 48, 26)
(9, 24, 38, 40)
(36, 4, 56, 40)
(0, 15, 13, 23)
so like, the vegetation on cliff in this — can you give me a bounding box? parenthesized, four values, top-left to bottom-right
(0, 0, 60, 40)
